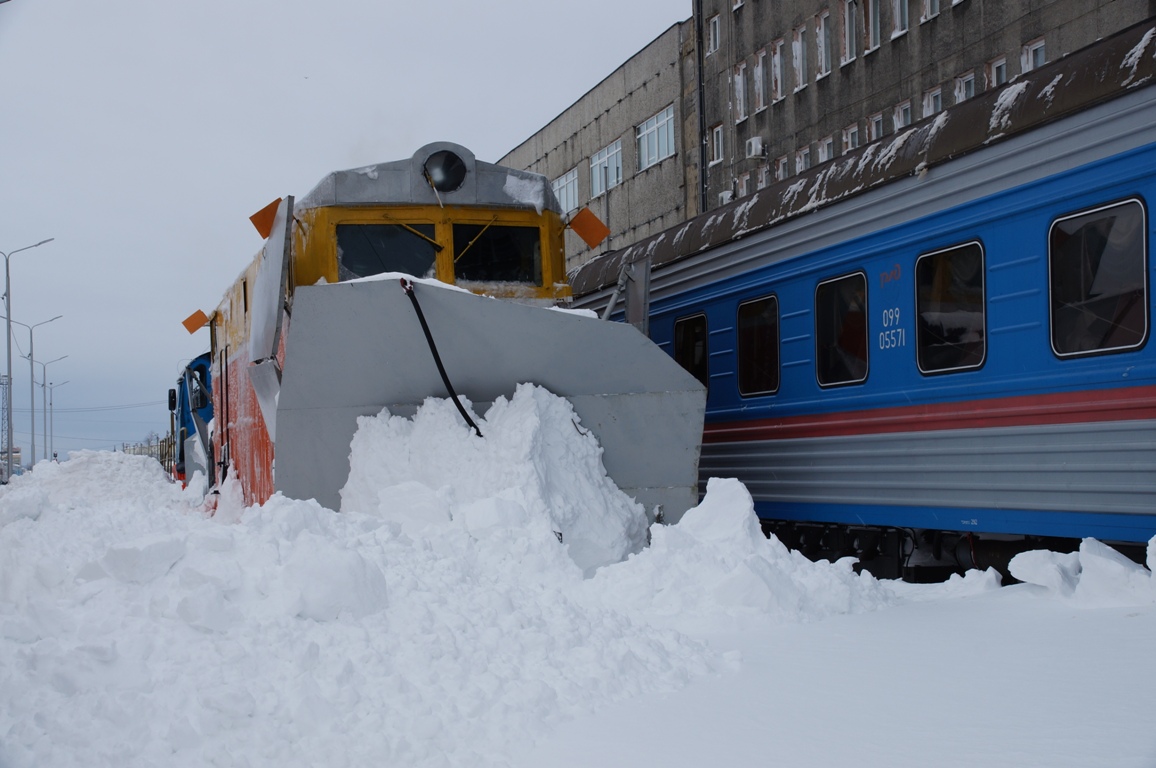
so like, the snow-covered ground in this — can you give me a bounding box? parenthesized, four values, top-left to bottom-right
(1, 385, 1154, 767)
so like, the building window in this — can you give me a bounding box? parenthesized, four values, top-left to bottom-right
(753, 50, 767, 111)
(551, 167, 579, 214)
(923, 86, 942, 117)
(737, 295, 780, 396)
(892, 0, 908, 36)
(1049, 198, 1148, 357)
(916, 241, 986, 373)
(738, 172, 750, 197)
(842, 0, 858, 63)
(674, 314, 710, 388)
(775, 155, 789, 180)
(707, 15, 720, 54)
(792, 25, 808, 91)
(757, 163, 771, 189)
(842, 124, 860, 152)
(1022, 38, 1046, 72)
(865, 0, 882, 50)
(734, 62, 748, 121)
(816, 12, 832, 76)
(796, 147, 811, 173)
(771, 40, 785, 101)
(815, 272, 868, 386)
(590, 139, 622, 197)
(922, 0, 940, 21)
(954, 71, 976, 102)
(710, 124, 724, 165)
(869, 113, 884, 140)
(987, 56, 1008, 88)
(893, 100, 912, 129)
(637, 104, 676, 171)
(818, 136, 834, 162)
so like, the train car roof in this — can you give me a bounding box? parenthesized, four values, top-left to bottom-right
(296, 141, 562, 215)
(570, 19, 1156, 298)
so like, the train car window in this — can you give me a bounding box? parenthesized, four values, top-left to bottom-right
(1049, 198, 1148, 357)
(453, 224, 542, 284)
(916, 241, 986, 374)
(673, 314, 710, 389)
(815, 273, 868, 386)
(336, 223, 438, 281)
(737, 295, 780, 395)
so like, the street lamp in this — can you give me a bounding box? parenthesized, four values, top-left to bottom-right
(6, 313, 62, 468)
(47, 380, 68, 461)
(2, 238, 53, 478)
(33, 355, 67, 461)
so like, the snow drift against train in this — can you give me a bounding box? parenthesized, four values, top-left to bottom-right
(1, 387, 1154, 767)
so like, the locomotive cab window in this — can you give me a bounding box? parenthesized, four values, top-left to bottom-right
(336, 223, 438, 281)
(737, 295, 780, 395)
(674, 314, 710, 388)
(815, 273, 868, 386)
(453, 223, 542, 284)
(1049, 198, 1148, 357)
(916, 242, 986, 373)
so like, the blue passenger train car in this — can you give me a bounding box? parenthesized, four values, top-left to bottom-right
(571, 21, 1156, 577)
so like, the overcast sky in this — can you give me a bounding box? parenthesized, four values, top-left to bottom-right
(0, 0, 688, 462)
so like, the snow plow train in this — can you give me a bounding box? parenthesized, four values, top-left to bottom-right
(177, 143, 706, 522)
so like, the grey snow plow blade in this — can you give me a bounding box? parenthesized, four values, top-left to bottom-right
(275, 279, 707, 520)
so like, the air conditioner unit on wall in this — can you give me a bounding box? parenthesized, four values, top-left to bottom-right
(745, 137, 765, 158)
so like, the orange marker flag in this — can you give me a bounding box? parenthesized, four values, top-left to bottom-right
(569, 207, 611, 249)
(182, 309, 209, 334)
(249, 198, 282, 239)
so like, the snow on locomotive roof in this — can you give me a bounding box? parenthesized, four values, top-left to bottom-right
(296, 141, 561, 214)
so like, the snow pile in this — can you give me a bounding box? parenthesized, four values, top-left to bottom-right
(2, 389, 1154, 768)
(588, 477, 900, 634)
(340, 383, 648, 576)
(0, 436, 705, 766)
(1010, 537, 1156, 605)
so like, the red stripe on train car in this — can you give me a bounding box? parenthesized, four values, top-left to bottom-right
(703, 385, 1156, 443)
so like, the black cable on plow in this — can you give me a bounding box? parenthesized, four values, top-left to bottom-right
(400, 278, 483, 438)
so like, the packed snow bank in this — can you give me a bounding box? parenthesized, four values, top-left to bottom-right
(1010, 537, 1156, 605)
(587, 477, 905, 634)
(340, 383, 649, 576)
(2, 390, 1154, 768)
(0, 445, 708, 767)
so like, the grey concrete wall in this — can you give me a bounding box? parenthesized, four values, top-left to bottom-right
(500, 21, 698, 273)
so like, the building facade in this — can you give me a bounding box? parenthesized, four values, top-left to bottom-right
(499, 21, 699, 273)
(503, 1, 1154, 273)
(699, 0, 1155, 210)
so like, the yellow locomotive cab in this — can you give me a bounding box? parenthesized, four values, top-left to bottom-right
(292, 203, 569, 303)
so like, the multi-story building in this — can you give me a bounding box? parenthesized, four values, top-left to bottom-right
(701, 0, 1154, 211)
(504, 1, 1154, 273)
(500, 21, 699, 273)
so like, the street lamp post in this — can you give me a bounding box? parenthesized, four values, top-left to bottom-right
(6, 314, 62, 468)
(34, 355, 67, 461)
(47, 380, 68, 461)
(2, 238, 53, 479)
